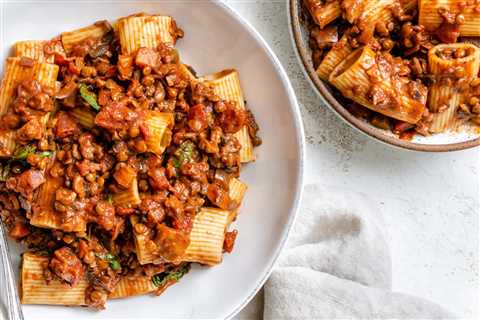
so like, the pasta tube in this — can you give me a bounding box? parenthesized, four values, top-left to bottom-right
(0, 57, 58, 115)
(30, 176, 63, 229)
(61, 21, 111, 55)
(31, 175, 87, 232)
(234, 126, 254, 163)
(355, 0, 396, 44)
(419, 0, 480, 37)
(0, 58, 58, 157)
(202, 69, 255, 163)
(70, 107, 96, 129)
(130, 215, 156, 265)
(14, 41, 54, 63)
(117, 15, 176, 54)
(304, 0, 342, 29)
(132, 207, 230, 266)
(317, 35, 353, 81)
(317, 0, 396, 81)
(0, 131, 16, 158)
(112, 178, 141, 207)
(202, 69, 245, 108)
(229, 177, 247, 207)
(184, 207, 230, 266)
(329, 46, 426, 124)
(226, 177, 247, 226)
(109, 276, 157, 299)
(21, 252, 88, 306)
(341, 0, 395, 25)
(143, 111, 174, 156)
(428, 43, 480, 132)
(22, 252, 160, 305)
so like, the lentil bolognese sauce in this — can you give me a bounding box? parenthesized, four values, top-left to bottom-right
(302, 0, 480, 139)
(0, 13, 260, 309)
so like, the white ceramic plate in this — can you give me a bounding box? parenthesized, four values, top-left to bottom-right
(0, 1, 305, 318)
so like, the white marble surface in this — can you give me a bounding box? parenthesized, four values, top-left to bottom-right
(224, 0, 479, 318)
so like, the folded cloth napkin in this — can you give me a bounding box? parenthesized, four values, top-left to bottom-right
(237, 184, 453, 319)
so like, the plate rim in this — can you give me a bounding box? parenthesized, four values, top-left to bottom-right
(288, 0, 480, 152)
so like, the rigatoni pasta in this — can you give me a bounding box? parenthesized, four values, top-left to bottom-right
(22, 253, 157, 303)
(112, 178, 141, 207)
(21, 252, 88, 306)
(30, 172, 87, 232)
(131, 206, 231, 266)
(427, 43, 480, 132)
(315, 0, 396, 81)
(14, 41, 54, 63)
(0, 57, 58, 115)
(0, 57, 58, 157)
(143, 111, 174, 156)
(117, 14, 178, 54)
(1, 12, 259, 310)
(227, 177, 248, 226)
(61, 21, 112, 55)
(69, 107, 96, 129)
(184, 207, 230, 265)
(419, 0, 480, 37)
(317, 35, 352, 81)
(109, 276, 157, 299)
(228, 177, 247, 208)
(202, 69, 255, 163)
(304, 0, 342, 29)
(329, 47, 426, 124)
(356, 0, 396, 41)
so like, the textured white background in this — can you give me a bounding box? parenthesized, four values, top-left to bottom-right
(224, 0, 479, 318)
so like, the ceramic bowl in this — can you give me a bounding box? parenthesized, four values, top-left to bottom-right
(288, 0, 480, 152)
(0, 1, 305, 318)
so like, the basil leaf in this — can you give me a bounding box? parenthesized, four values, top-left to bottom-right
(95, 252, 121, 270)
(14, 145, 36, 160)
(172, 157, 181, 169)
(109, 260, 121, 271)
(79, 83, 100, 111)
(151, 263, 190, 287)
(37, 151, 53, 158)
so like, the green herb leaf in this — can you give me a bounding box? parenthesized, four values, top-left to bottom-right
(79, 83, 100, 111)
(106, 194, 113, 204)
(37, 151, 54, 158)
(14, 145, 36, 160)
(96, 252, 121, 270)
(176, 141, 195, 166)
(172, 157, 180, 169)
(151, 263, 190, 287)
(109, 260, 121, 270)
(96, 252, 115, 261)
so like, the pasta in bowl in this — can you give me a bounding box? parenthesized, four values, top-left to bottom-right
(1, 12, 260, 310)
(290, 0, 480, 151)
(0, 2, 304, 318)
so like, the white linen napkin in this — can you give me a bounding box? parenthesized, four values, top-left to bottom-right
(237, 184, 453, 319)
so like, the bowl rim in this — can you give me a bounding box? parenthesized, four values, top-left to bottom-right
(219, 2, 306, 319)
(288, 0, 480, 152)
